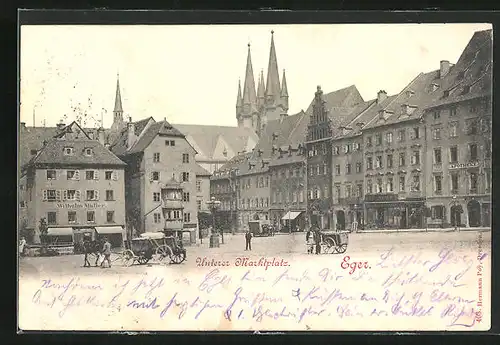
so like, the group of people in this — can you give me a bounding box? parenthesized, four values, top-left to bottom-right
(306, 226, 322, 255)
(82, 235, 113, 268)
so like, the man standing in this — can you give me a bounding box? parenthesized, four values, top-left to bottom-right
(245, 230, 253, 251)
(101, 237, 112, 268)
(313, 226, 322, 255)
(19, 237, 27, 257)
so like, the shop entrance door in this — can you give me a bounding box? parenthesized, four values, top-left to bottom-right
(336, 210, 346, 230)
(467, 200, 481, 227)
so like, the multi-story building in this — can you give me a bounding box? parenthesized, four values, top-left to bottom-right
(110, 117, 200, 244)
(194, 163, 212, 213)
(210, 165, 239, 232)
(19, 121, 127, 246)
(423, 29, 492, 228)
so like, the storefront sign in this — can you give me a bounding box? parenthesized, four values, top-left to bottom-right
(449, 161, 480, 170)
(56, 202, 106, 209)
(338, 197, 362, 205)
(365, 194, 398, 203)
(183, 223, 197, 229)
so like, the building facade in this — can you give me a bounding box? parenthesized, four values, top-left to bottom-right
(19, 122, 127, 246)
(194, 164, 212, 213)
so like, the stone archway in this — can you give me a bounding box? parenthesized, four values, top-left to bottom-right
(467, 200, 481, 227)
(336, 210, 346, 230)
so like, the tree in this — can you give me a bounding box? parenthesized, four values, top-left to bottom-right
(19, 219, 34, 244)
(39, 217, 48, 244)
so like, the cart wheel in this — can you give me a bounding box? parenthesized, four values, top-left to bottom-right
(171, 251, 185, 264)
(121, 250, 135, 267)
(336, 244, 347, 254)
(138, 257, 149, 265)
(156, 245, 173, 264)
(323, 238, 336, 254)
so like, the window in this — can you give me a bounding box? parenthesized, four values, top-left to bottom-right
(106, 190, 114, 201)
(470, 104, 477, 113)
(67, 170, 79, 180)
(151, 171, 160, 181)
(376, 156, 383, 169)
(398, 129, 405, 142)
(346, 164, 352, 174)
(46, 170, 56, 180)
(65, 190, 77, 201)
(412, 127, 420, 139)
(411, 175, 420, 192)
(366, 137, 372, 147)
(153, 192, 160, 202)
(183, 192, 190, 202)
(399, 153, 406, 167)
(466, 119, 479, 135)
(196, 179, 202, 192)
(30, 149, 37, 155)
(387, 177, 394, 193)
(87, 211, 95, 223)
(470, 173, 478, 193)
(86, 190, 98, 201)
(182, 154, 190, 163)
(366, 180, 373, 194)
(106, 211, 115, 223)
(485, 171, 491, 192)
(63, 147, 74, 155)
(86, 170, 95, 180)
(469, 143, 478, 161)
(434, 148, 442, 164)
(434, 175, 442, 194)
(46, 189, 58, 201)
(431, 206, 444, 219)
(105, 171, 113, 180)
(375, 134, 382, 146)
(335, 185, 341, 198)
(184, 213, 191, 222)
(47, 212, 57, 225)
(387, 154, 393, 168)
(345, 185, 352, 198)
(450, 146, 458, 163)
(399, 176, 405, 192)
(84, 148, 93, 156)
(367, 157, 373, 170)
(165, 140, 175, 146)
(182, 172, 190, 182)
(449, 122, 458, 137)
(484, 140, 491, 159)
(335, 165, 341, 175)
(433, 110, 441, 120)
(451, 173, 459, 193)
(357, 184, 363, 198)
(153, 213, 161, 223)
(376, 179, 383, 193)
(411, 151, 420, 165)
(356, 162, 362, 173)
(68, 211, 77, 223)
(386, 132, 393, 144)
(153, 153, 160, 163)
(433, 128, 441, 140)
(449, 107, 457, 116)
(299, 191, 304, 203)
(197, 200, 202, 210)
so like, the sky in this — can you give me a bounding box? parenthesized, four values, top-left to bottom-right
(20, 23, 492, 128)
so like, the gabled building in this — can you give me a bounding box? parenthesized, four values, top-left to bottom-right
(109, 117, 200, 244)
(19, 121, 127, 245)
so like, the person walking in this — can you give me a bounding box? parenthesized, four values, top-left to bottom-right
(245, 230, 253, 251)
(313, 226, 322, 255)
(101, 237, 112, 268)
(19, 237, 27, 257)
(305, 229, 313, 254)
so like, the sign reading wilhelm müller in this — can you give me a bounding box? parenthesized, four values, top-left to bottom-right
(56, 202, 106, 209)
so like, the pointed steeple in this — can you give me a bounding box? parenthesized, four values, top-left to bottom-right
(265, 30, 281, 102)
(257, 69, 265, 99)
(280, 69, 288, 97)
(114, 73, 123, 113)
(242, 43, 258, 108)
(236, 79, 243, 107)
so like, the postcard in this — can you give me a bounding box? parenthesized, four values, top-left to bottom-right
(18, 21, 492, 332)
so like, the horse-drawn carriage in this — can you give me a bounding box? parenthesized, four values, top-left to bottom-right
(120, 232, 186, 266)
(321, 230, 349, 254)
(248, 220, 275, 237)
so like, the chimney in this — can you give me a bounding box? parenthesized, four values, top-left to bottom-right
(97, 128, 105, 146)
(377, 90, 387, 104)
(127, 121, 136, 149)
(440, 60, 450, 78)
(104, 143, 111, 149)
(56, 122, 66, 130)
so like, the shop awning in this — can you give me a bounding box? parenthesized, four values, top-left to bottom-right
(282, 211, 302, 220)
(47, 227, 73, 236)
(95, 226, 124, 235)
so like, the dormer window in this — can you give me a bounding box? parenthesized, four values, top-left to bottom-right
(431, 83, 439, 92)
(443, 90, 450, 98)
(64, 147, 74, 155)
(30, 149, 37, 155)
(84, 148, 93, 156)
(406, 90, 415, 98)
(462, 85, 471, 95)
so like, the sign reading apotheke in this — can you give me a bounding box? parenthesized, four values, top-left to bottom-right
(56, 202, 106, 209)
(449, 161, 480, 170)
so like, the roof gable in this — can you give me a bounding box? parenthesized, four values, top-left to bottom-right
(212, 135, 233, 160)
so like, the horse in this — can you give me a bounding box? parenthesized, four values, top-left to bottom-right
(82, 239, 104, 267)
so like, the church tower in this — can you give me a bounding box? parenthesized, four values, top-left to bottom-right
(110, 73, 125, 134)
(236, 43, 259, 133)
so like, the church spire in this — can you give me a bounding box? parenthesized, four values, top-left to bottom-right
(236, 79, 243, 107)
(265, 30, 281, 102)
(280, 69, 288, 97)
(242, 43, 257, 108)
(114, 73, 123, 113)
(257, 69, 265, 100)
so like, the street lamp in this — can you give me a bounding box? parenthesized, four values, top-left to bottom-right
(206, 196, 222, 247)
